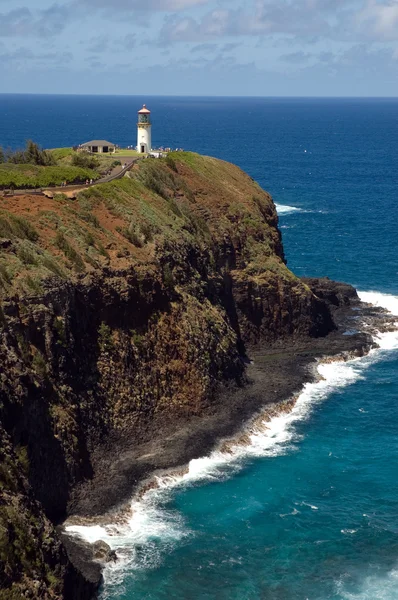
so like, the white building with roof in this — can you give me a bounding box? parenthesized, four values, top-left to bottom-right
(79, 140, 116, 154)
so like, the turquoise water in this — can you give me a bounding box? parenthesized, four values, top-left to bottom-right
(2, 95, 398, 599)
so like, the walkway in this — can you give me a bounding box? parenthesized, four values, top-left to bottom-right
(2, 157, 142, 198)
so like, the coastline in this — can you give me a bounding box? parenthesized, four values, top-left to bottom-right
(62, 282, 398, 592)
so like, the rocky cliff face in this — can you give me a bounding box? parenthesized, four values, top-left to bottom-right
(0, 152, 336, 598)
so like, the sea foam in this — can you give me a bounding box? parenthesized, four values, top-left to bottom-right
(65, 290, 398, 595)
(275, 203, 302, 215)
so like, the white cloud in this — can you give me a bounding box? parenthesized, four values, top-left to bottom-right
(355, 0, 398, 40)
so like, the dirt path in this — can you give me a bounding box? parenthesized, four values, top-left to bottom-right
(2, 157, 142, 199)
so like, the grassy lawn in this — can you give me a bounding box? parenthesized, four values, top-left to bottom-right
(49, 148, 75, 160)
(113, 149, 141, 157)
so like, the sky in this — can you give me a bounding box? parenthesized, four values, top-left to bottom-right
(1, 0, 398, 96)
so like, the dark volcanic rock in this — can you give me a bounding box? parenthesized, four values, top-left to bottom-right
(0, 154, 380, 599)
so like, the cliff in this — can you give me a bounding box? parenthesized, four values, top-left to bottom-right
(0, 152, 346, 598)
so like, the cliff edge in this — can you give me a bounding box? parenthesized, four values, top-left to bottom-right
(0, 153, 356, 598)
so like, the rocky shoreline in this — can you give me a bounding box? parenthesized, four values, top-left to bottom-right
(1, 153, 395, 599)
(62, 278, 394, 592)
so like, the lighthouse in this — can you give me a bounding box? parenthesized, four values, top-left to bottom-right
(137, 104, 151, 154)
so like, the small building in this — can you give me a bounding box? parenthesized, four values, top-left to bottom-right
(79, 140, 116, 154)
(137, 105, 152, 153)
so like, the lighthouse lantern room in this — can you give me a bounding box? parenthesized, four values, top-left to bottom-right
(137, 104, 151, 153)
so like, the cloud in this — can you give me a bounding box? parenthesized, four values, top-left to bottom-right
(191, 43, 218, 53)
(118, 34, 137, 49)
(158, 0, 398, 45)
(280, 51, 312, 64)
(75, 0, 208, 12)
(0, 4, 71, 37)
(354, 0, 398, 40)
(158, 2, 335, 44)
(0, 46, 73, 68)
(87, 35, 109, 53)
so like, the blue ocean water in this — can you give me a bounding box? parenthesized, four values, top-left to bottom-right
(1, 95, 398, 599)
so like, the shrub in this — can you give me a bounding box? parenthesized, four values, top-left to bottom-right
(98, 322, 113, 351)
(41, 256, 65, 278)
(0, 214, 39, 242)
(54, 318, 67, 347)
(54, 193, 68, 202)
(24, 275, 43, 295)
(131, 330, 144, 349)
(140, 221, 159, 242)
(72, 152, 100, 170)
(97, 242, 109, 258)
(55, 232, 85, 271)
(17, 243, 38, 266)
(11, 215, 39, 242)
(80, 211, 100, 228)
(32, 350, 47, 377)
(165, 155, 178, 172)
(0, 264, 11, 286)
(163, 263, 175, 290)
(0, 164, 100, 190)
(116, 224, 144, 247)
(84, 231, 95, 247)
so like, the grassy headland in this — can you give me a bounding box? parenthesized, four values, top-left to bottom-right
(0, 141, 135, 190)
(0, 149, 344, 599)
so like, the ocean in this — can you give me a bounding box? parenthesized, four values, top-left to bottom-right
(1, 95, 398, 599)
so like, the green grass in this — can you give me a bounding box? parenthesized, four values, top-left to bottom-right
(0, 213, 39, 242)
(113, 149, 141, 157)
(49, 147, 75, 160)
(0, 164, 100, 189)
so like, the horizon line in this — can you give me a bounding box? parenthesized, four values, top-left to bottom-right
(1, 93, 398, 100)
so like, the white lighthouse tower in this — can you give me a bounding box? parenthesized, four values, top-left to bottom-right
(137, 104, 152, 154)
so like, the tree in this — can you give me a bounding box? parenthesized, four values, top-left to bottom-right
(6, 141, 55, 166)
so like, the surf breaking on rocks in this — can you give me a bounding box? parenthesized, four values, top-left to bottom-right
(65, 290, 398, 596)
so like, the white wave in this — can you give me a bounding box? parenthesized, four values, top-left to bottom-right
(336, 564, 398, 599)
(66, 290, 398, 595)
(358, 290, 398, 318)
(341, 529, 357, 535)
(275, 203, 302, 215)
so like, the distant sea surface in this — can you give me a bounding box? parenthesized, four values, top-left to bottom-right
(2, 95, 398, 599)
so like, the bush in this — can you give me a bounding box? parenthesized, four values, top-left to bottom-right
(80, 211, 100, 228)
(116, 223, 144, 247)
(165, 155, 178, 172)
(41, 256, 65, 278)
(32, 350, 47, 377)
(55, 232, 85, 271)
(0, 164, 100, 190)
(17, 243, 38, 265)
(163, 263, 175, 290)
(0, 263, 11, 287)
(98, 322, 113, 351)
(72, 152, 100, 170)
(0, 214, 39, 242)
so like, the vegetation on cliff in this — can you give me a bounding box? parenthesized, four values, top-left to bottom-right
(0, 152, 334, 598)
(0, 141, 136, 190)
